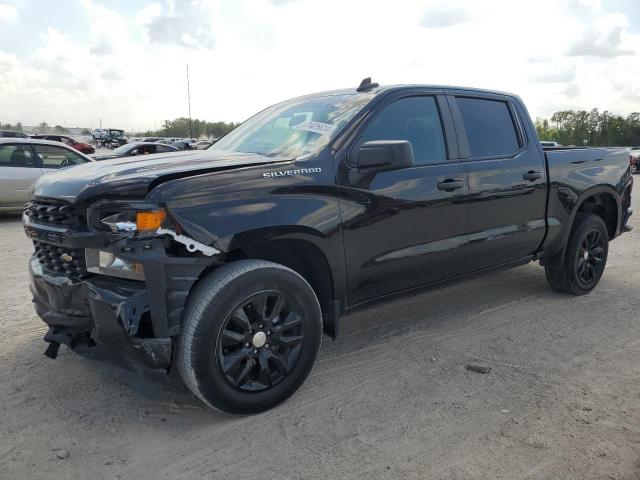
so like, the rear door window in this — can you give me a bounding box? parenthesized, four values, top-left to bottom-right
(0, 144, 37, 167)
(456, 97, 520, 157)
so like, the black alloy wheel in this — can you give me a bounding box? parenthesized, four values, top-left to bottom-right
(575, 229, 605, 287)
(544, 213, 609, 295)
(217, 291, 304, 392)
(177, 260, 322, 414)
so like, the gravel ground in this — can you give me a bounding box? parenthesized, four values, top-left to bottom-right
(1, 193, 639, 480)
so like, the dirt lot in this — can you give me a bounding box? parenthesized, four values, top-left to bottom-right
(1, 193, 639, 480)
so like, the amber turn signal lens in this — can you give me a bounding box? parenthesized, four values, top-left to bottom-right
(136, 210, 166, 231)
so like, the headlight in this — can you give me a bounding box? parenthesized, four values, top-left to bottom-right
(85, 248, 145, 281)
(101, 209, 166, 233)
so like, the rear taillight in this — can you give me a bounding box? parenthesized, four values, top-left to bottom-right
(631, 155, 636, 165)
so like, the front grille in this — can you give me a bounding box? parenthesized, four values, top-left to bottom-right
(34, 241, 87, 277)
(24, 199, 84, 230)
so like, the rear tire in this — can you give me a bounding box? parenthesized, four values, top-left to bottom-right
(544, 213, 609, 295)
(177, 260, 322, 414)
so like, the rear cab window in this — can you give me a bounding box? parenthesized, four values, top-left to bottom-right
(456, 97, 521, 158)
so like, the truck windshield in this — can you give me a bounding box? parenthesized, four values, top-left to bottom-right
(210, 93, 373, 158)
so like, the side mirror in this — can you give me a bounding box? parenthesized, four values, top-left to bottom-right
(356, 140, 414, 172)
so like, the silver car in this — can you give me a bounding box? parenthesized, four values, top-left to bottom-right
(0, 138, 93, 212)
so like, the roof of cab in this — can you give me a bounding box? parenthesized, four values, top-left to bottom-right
(291, 83, 519, 101)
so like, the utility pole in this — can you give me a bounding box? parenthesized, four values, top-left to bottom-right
(186, 64, 193, 139)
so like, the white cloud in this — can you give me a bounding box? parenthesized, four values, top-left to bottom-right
(100, 68, 123, 81)
(0, 2, 16, 20)
(0, 0, 639, 130)
(568, 13, 633, 57)
(89, 39, 113, 56)
(564, 84, 581, 98)
(270, 0, 301, 5)
(144, 0, 215, 49)
(421, 7, 469, 28)
(531, 66, 577, 84)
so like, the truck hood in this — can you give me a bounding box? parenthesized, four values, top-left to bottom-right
(33, 150, 290, 204)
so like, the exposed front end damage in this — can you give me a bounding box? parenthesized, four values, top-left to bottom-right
(25, 200, 222, 396)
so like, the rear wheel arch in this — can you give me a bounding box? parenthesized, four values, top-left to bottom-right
(575, 189, 618, 240)
(541, 186, 619, 268)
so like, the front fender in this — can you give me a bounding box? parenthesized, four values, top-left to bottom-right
(145, 155, 347, 304)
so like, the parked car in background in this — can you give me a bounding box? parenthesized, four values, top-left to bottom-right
(0, 138, 92, 212)
(93, 128, 106, 142)
(195, 140, 213, 149)
(541, 141, 562, 147)
(91, 141, 181, 160)
(0, 130, 28, 138)
(96, 128, 127, 148)
(170, 138, 198, 150)
(31, 134, 95, 155)
(630, 147, 640, 174)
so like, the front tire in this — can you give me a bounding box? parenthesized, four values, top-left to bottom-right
(544, 213, 609, 295)
(177, 260, 322, 414)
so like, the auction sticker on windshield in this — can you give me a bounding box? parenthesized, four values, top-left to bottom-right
(293, 120, 336, 135)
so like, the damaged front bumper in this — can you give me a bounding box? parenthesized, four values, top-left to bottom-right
(28, 232, 220, 396)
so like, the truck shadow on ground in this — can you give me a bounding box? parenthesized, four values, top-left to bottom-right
(10, 259, 633, 431)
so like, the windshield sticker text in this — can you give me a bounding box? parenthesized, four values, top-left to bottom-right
(293, 121, 336, 135)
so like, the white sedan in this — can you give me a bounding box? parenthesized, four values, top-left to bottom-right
(0, 138, 93, 212)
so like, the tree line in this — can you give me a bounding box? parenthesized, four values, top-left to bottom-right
(141, 117, 238, 139)
(1, 118, 237, 139)
(535, 109, 640, 147)
(1, 121, 91, 135)
(6, 109, 640, 146)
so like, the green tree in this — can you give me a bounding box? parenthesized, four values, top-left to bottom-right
(144, 117, 237, 139)
(542, 109, 640, 146)
(534, 117, 558, 141)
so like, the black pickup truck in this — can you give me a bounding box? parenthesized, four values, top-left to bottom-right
(24, 79, 633, 414)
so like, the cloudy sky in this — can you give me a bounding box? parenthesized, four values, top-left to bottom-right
(0, 0, 639, 131)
